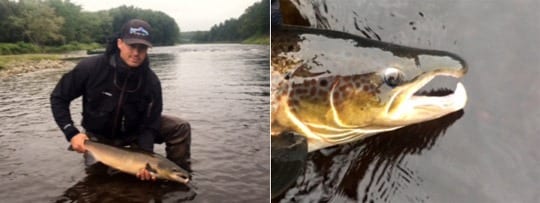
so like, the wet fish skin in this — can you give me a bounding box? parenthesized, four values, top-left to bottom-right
(84, 140, 190, 184)
(272, 25, 468, 152)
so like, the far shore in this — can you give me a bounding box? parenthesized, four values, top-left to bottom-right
(0, 52, 86, 78)
(0, 40, 269, 78)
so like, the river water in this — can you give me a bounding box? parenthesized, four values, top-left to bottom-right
(0, 44, 270, 202)
(274, 0, 540, 202)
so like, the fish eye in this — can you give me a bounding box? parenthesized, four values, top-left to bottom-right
(383, 67, 404, 87)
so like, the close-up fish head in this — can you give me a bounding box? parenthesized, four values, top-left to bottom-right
(271, 25, 468, 151)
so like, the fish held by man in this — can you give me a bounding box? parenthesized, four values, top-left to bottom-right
(271, 25, 468, 152)
(84, 140, 191, 184)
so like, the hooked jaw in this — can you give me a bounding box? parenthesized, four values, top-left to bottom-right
(170, 172, 190, 184)
(385, 59, 468, 123)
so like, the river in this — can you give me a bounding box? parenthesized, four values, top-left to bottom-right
(274, 0, 540, 202)
(0, 44, 270, 202)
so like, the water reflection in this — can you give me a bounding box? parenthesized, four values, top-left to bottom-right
(277, 110, 464, 202)
(55, 164, 196, 203)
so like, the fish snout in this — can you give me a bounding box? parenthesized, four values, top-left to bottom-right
(171, 172, 190, 184)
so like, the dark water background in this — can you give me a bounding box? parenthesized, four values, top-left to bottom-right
(0, 44, 270, 202)
(275, 0, 540, 202)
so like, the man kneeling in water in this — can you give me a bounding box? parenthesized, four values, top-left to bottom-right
(50, 19, 191, 181)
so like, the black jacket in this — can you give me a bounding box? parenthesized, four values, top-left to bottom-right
(50, 53, 162, 152)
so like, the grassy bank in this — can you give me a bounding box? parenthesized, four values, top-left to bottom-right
(0, 54, 62, 70)
(0, 53, 77, 78)
(242, 35, 269, 45)
(0, 42, 102, 55)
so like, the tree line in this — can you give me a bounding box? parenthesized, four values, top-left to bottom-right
(187, 0, 269, 43)
(0, 0, 180, 47)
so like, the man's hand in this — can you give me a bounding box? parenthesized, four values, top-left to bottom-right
(136, 168, 157, 181)
(70, 133, 89, 153)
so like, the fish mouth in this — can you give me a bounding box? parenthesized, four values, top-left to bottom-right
(171, 173, 190, 184)
(386, 68, 467, 123)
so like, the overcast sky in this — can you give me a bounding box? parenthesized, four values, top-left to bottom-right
(70, 0, 262, 32)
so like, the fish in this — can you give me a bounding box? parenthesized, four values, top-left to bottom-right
(271, 25, 468, 152)
(84, 140, 191, 184)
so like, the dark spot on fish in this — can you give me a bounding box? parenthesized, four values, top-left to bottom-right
(409, 21, 415, 26)
(293, 99, 300, 106)
(442, 25, 446, 30)
(296, 88, 308, 95)
(339, 85, 347, 92)
(333, 91, 341, 102)
(419, 12, 424, 17)
(363, 85, 369, 92)
(320, 79, 328, 87)
(412, 26, 417, 30)
(309, 87, 316, 95)
(284, 73, 290, 80)
(287, 99, 294, 107)
(390, 12, 395, 17)
(310, 79, 317, 86)
(354, 81, 362, 88)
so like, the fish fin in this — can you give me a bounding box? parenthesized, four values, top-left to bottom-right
(145, 163, 157, 174)
(106, 167, 121, 176)
(84, 151, 98, 166)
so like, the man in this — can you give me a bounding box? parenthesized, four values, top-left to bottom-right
(50, 19, 191, 181)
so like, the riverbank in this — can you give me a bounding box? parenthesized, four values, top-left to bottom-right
(242, 35, 269, 45)
(0, 54, 79, 78)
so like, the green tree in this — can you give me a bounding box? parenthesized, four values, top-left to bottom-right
(47, 0, 79, 43)
(0, 0, 23, 42)
(238, 0, 269, 38)
(195, 0, 269, 43)
(1, 0, 181, 50)
(9, 0, 64, 45)
(79, 10, 113, 44)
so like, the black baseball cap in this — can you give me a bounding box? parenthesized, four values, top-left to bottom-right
(120, 19, 152, 47)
